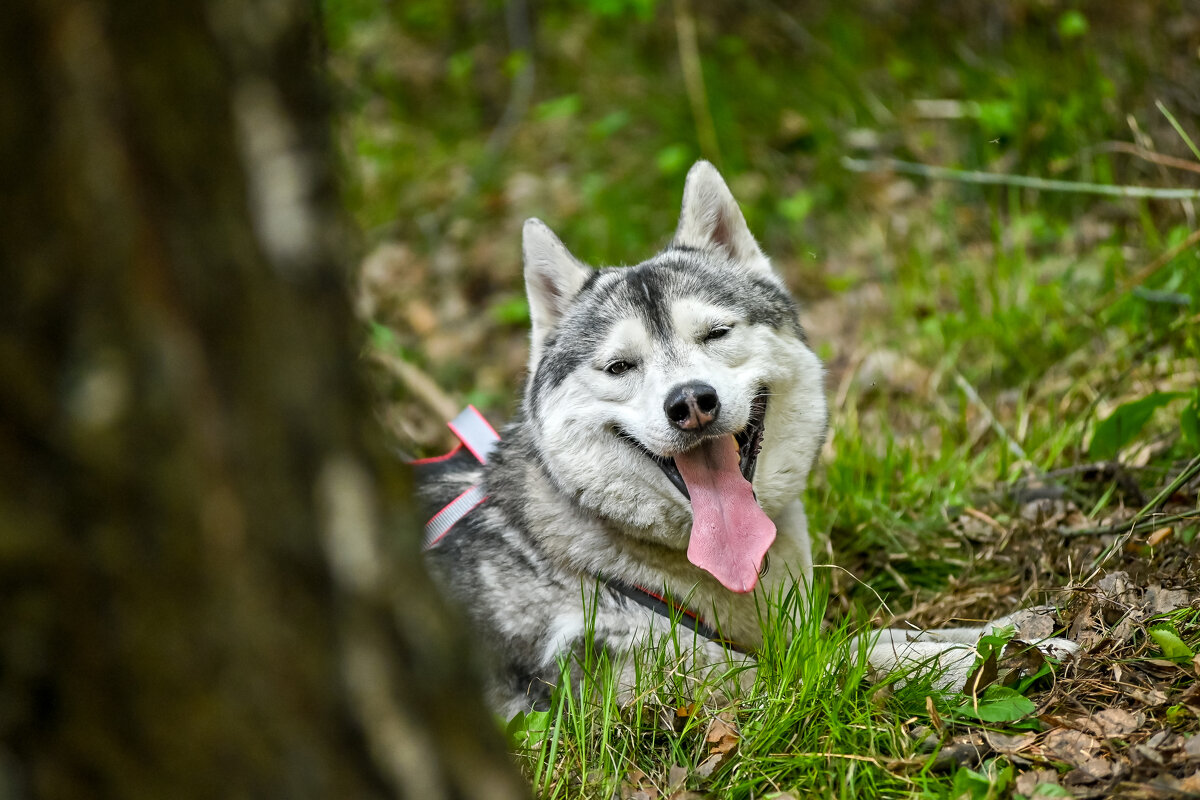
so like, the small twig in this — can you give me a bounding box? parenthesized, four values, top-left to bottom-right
(1086, 454, 1200, 574)
(1059, 510, 1200, 539)
(1074, 140, 1200, 176)
(842, 156, 1200, 200)
(953, 371, 1028, 462)
(963, 506, 1006, 533)
(1092, 227, 1200, 312)
(673, 0, 721, 165)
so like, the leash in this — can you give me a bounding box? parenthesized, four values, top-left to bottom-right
(417, 408, 750, 655)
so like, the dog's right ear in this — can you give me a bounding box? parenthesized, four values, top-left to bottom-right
(523, 218, 591, 370)
(674, 160, 772, 276)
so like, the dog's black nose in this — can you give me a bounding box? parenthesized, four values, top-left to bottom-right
(665, 381, 720, 431)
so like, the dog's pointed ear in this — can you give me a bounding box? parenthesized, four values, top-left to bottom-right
(673, 161, 772, 274)
(523, 218, 591, 370)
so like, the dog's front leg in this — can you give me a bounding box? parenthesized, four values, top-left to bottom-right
(861, 610, 1079, 690)
(765, 498, 815, 621)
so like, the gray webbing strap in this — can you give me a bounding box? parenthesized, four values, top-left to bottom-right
(447, 406, 499, 465)
(423, 406, 499, 549)
(423, 484, 488, 549)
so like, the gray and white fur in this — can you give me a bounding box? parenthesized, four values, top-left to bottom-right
(421, 162, 1074, 717)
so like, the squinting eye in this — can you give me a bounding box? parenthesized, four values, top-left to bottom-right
(704, 325, 733, 342)
(604, 360, 636, 376)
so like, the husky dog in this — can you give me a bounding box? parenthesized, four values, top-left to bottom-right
(421, 162, 1073, 716)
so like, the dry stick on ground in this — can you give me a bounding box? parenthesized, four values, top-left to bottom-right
(1084, 454, 1200, 577)
(842, 156, 1200, 200)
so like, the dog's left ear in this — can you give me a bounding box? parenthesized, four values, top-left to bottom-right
(523, 218, 592, 370)
(673, 161, 772, 275)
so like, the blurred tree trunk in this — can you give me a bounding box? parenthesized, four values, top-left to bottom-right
(0, 1, 527, 799)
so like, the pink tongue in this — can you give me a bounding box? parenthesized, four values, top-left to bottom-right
(676, 436, 776, 593)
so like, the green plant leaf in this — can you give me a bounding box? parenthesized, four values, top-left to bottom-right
(1182, 390, 1200, 449)
(656, 143, 692, 175)
(1149, 624, 1195, 660)
(534, 94, 582, 122)
(506, 709, 551, 749)
(1089, 392, 1186, 460)
(490, 295, 530, 325)
(954, 686, 1036, 722)
(1057, 10, 1089, 39)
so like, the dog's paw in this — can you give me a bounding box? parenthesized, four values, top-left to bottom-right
(1027, 636, 1078, 660)
(989, 606, 1079, 661)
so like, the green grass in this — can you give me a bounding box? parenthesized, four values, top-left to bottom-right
(510, 582, 1082, 799)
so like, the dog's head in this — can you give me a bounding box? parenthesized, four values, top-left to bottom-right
(520, 161, 827, 593)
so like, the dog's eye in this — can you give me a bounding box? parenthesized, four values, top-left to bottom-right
(704, 325, 733, 343)
(604, 360, 636, 376)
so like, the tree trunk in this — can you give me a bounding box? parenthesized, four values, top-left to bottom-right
(0, 1, 527, 798)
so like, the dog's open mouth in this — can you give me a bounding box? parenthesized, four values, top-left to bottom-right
(646, 390, 768, 500)
(614, 389, 774, 594)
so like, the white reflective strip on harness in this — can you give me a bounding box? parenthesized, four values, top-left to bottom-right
(422, 406, 499, 549)
(447, 405, 499, 465)
(423, 484, 488, 549)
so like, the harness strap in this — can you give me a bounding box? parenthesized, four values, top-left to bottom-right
(423, 484, 487, 549)
(421, 406, 498, 548)
(446, 405, 499, 464)
(600, 575, 752, 655)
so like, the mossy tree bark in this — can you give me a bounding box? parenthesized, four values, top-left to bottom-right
(0, 1, 527, 798)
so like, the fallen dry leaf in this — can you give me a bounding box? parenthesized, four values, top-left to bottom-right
(1080, 707, 1145, 739)
(695, 714, 740, 778)
(983, 730, 1036, 754)
(1041, 728, 1101, 766)
(1144, 584, 1190, 615)
(1005, 607, 1058, 641)
(620, 768, 659, 800)
(666, 765, 688, 795)
(1145, 526, 1173, 547)
(1127, 686, 1170, 707)
(1015, 768, 1061, 798)
(926, 694, 945, 735)
(1065, 756, 1116, 784)
(999, 638, 1047, 686)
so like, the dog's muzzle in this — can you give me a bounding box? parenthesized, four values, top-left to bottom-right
(618, 389, 769, 500)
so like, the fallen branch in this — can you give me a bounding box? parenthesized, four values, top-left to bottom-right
(842, 156, 1200, 200)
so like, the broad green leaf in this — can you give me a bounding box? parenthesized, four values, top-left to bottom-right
(1089, 392, 1186, 460)
(955, 686, 1036, 722)
(1149, 624, 1195, 660)
(506, 709, 551, 749)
